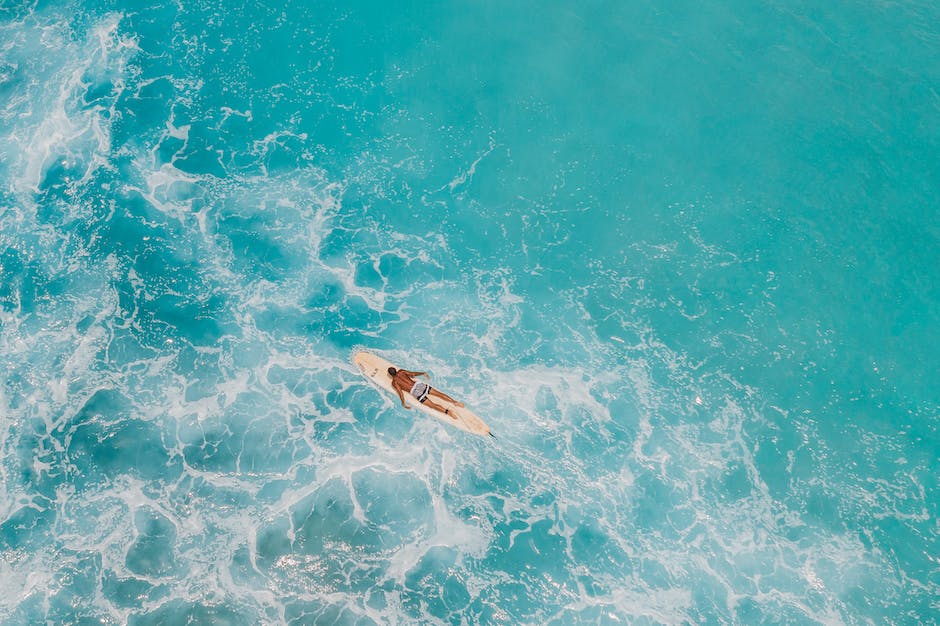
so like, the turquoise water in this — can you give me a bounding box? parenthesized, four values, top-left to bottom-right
(1, 0, 938, 622)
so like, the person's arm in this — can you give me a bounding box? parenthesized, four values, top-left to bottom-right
(404, 369, 428, 378)
(393, 382, 410, 409)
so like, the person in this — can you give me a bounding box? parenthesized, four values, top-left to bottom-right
(388, 366, 464, 419)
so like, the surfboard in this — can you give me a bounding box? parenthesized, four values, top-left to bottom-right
(352, 351, 493, 437)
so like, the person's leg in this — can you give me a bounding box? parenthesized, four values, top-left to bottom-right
(428, 388, 464, 407)
(423, 398, 456, 418)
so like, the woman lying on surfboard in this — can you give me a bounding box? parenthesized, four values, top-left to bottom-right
(388, 367, 464, 418)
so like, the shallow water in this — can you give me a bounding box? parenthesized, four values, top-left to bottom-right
(1, 0, 938, 623)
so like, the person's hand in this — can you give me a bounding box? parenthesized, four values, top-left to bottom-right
(402, 404, 411, 410)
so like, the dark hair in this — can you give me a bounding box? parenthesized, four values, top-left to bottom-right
(387, 367, 398, 376)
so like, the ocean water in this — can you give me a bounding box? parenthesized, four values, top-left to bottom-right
(1, 0, 938, 623)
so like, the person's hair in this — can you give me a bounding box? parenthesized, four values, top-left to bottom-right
(387, 367, 398, 376)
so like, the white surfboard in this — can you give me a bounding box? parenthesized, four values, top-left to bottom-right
(352, 351, 493, 437)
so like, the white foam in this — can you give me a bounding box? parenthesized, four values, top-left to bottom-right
(444, 135, 497, 193)
(4, 14, 136, 198)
